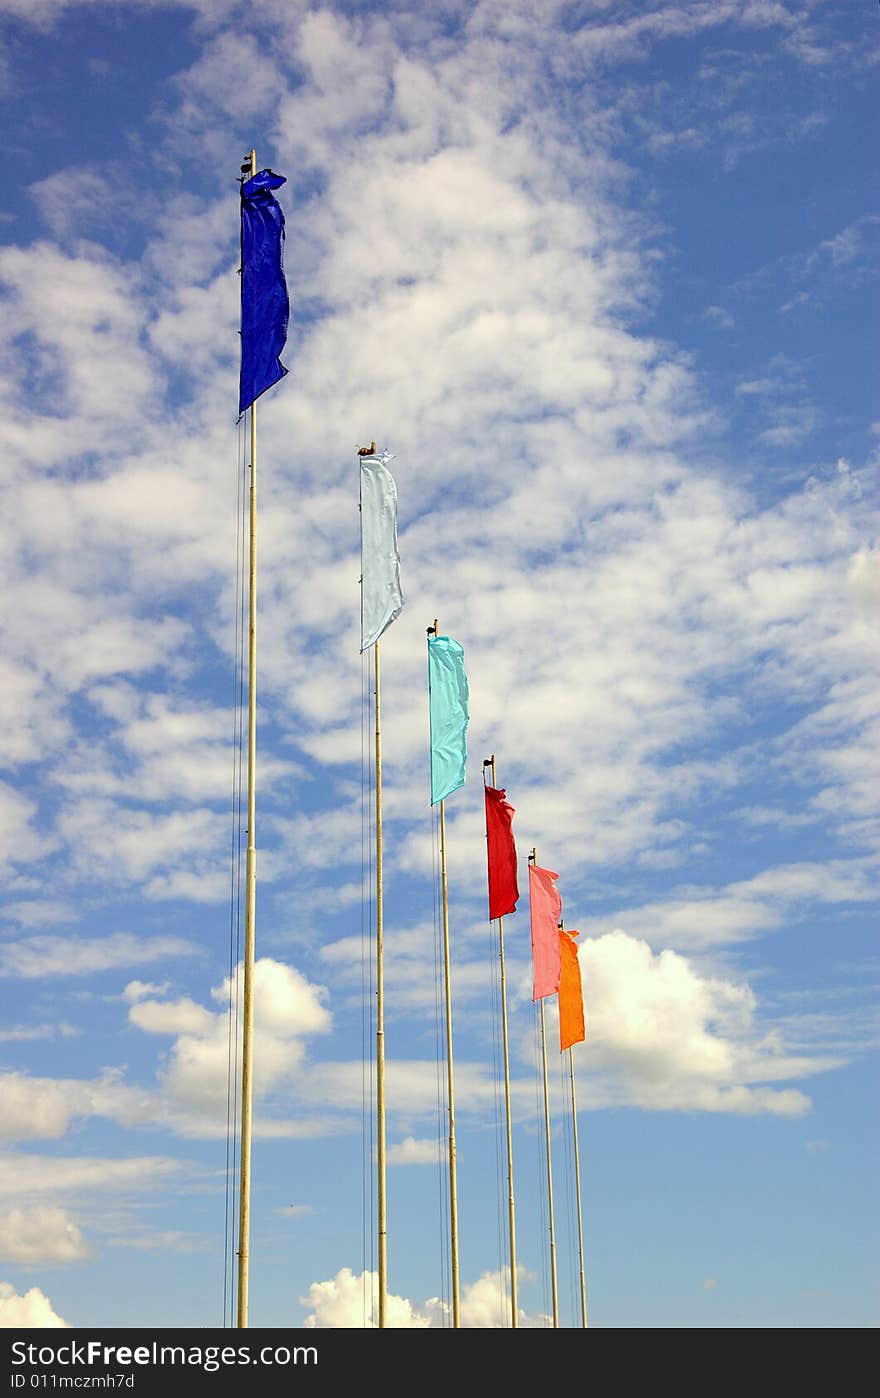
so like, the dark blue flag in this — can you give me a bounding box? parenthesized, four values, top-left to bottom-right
(239, 169, 289, 416)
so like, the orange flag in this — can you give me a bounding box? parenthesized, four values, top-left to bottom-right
(559, 927, 585, 1052)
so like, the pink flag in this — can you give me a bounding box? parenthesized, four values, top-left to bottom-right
(529, 863, 562, 1001)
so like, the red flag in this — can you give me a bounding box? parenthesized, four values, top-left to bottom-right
(485, 785, 519, 920)
(529, 863, 562, 1001)
(559, 928, 585, 1051)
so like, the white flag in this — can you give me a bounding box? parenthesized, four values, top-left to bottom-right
(360, 451, 404, 651)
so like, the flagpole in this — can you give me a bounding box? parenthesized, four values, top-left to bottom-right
(568, 1046, 588, 1327)
(539, 1000, 559, 1328)
(431, 619, 460, 1328)
(439, 794, 460, 1328)
(530, 848, 558, 1328)
(237, 145, 258, 1331)
(360, 443, 404, 1327)
(484, 756, 518, 1328)
(374, 634, 388, 1328)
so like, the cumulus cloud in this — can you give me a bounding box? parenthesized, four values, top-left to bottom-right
(0, 956, 334, 1142)
(386, 1136, 444, 1166)
(572, 931, 820, 1115)
(300, 1265, 542, 1328)
(301, 1266, 430, 1329)
(131, 957, 332, 1118)
(0, 1153, 199, 1270)
(0, 1282, 70, 1329)
(319, 916, 843, 1117)
(0, 1205, 88, 1263)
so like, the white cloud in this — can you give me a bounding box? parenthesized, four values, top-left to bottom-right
(321, 915, 854, 1120)
(121, 980, 172, 1003)
(128, 996, 217, 1037)
(0, 781, 55, 875)
(0, 3, 872, 940)
(0, 955, 336, 1143)
(0, 901, 75, 929)
(130, 957, 332, 1123)
(28, 167, 149, 243)
(0, 932, 196, 979)
(590, 859, 878, 951)
(56, 803, 227, 890)
(0, 1205, 88, 1263)
(301, 1266, 430, 1329)
(847, 546, 880, 618)
(0, 1074, 82, 1140)
(0, 1152, 187, 1202)
(574, 932, 819, 1115)
(307, 919, 826, 1120)
(0, 240, 160, 452)
(0, 1069, 163, 1142)
(703, 304, 735, 330)
(0, 1282, 69, 1329)
(0, 1023, 79, 1043)
(300, 1264, 542, 1327)
(0, 0, 874, 1326)
(386, 1136, 444, 1166)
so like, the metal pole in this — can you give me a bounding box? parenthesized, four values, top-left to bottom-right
(487, 756, 518, 1327)
(569, 1047, 588, 1328)
(430, 616, 460, 1327)
(375, 638, 387, 1327)
(237, 146, 257, 1330)
(439, 796, 460, 1327)
(530, 847, 558, 1328)
(540, 997, 559, 1328)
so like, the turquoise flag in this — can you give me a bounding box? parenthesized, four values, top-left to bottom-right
(428, 634, 469, 804)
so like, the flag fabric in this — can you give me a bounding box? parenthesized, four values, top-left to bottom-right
(239, 169, 289, 416)
(360, 451, 404, 651)
(529, 863, 562, 1001)
(485, 785, 519, 920)
(428, 634, 469, 804)
(558, 928, 585, 1051)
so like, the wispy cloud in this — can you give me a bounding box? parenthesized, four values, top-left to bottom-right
(0, 932, 197, 979)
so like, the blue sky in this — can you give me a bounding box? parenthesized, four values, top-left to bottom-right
(0, 0, 877, 1329)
